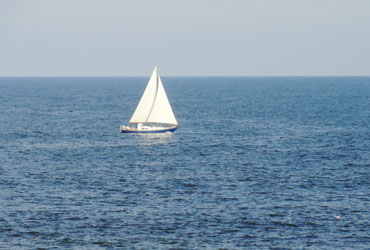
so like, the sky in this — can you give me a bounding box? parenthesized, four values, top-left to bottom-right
(1, 0, 370, 76)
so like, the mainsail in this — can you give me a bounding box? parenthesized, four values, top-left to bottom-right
(129, 67, 178, 125)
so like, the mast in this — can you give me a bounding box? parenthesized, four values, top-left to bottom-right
(145, 66, 159, 122)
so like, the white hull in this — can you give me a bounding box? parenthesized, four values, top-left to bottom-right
(120, 125, 178, 133)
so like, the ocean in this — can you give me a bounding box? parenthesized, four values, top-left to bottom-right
(0, 76, 369, 249)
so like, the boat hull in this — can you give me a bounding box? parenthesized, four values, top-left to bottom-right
(121, 126, 178, 133)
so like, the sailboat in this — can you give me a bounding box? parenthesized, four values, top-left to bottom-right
(120, 67, 178, 133)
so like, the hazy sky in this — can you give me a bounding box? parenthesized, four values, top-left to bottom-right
(1, 0, 370, 76)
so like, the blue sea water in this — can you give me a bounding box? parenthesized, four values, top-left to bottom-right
(0, 76, 369, 249)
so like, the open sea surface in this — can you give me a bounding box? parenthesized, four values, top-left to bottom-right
(0, 76, 369, 249)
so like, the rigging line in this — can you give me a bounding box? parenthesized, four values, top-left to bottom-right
(145, 69, 159, 122)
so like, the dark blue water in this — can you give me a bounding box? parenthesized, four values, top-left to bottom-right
(0, 76, 369, 249)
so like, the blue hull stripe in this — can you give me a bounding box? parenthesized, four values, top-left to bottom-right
(121, 127, 178, 134)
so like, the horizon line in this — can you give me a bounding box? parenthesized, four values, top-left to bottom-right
(1, 74, 370, 78)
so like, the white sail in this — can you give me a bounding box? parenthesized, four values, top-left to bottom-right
(129, 67, 178, 125)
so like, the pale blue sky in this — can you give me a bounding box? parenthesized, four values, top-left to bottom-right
(1, 0, 370, 76)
